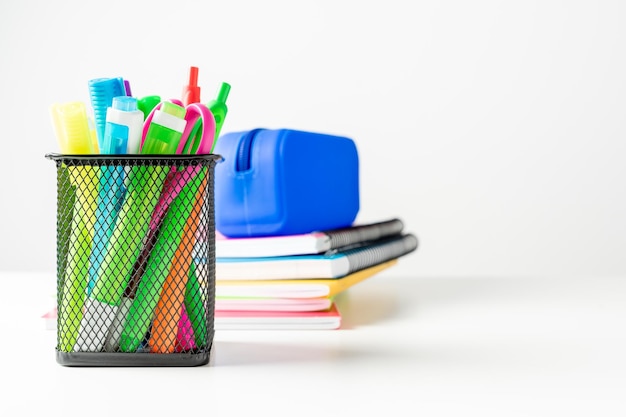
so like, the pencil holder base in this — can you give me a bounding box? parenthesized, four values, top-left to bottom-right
(56, 338, 213, 367)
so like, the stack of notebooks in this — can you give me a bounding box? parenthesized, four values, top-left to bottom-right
(208, 218, 419, 330)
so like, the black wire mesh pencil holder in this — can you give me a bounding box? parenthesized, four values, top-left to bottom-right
(46, 154, 221, 366)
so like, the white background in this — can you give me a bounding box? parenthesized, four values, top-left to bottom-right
(1, 3, 626, 416)
(1, 0, 625, 278)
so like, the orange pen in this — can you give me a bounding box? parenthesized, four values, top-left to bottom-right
(150, 68, 230, 352)
(149, 66, 206, 353)
(149, 179, 206, 353)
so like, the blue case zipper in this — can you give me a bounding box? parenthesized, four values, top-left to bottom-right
(236, 128, 264, 171)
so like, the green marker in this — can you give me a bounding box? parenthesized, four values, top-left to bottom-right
(184, 262, 209, 347)
(137, 95, 161, 120)
(74, 101, 187, 352)
(180, 82, 230, 155)
(207, 82, 230, 152)
(59, 181, 97, 351)
(119, 168, 207, 352)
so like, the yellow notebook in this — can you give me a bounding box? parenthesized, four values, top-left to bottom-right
(215, 259, 397, 299)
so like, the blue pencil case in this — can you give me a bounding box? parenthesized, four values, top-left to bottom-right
(213, 128, 360, 237)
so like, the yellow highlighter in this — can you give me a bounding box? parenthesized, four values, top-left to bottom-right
(50, 102, 98, 352)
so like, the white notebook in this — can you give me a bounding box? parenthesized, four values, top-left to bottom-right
(213, 233, 418, 280)
(212, 218, 405, 258)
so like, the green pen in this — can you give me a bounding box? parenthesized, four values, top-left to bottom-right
(184, 262, 209, 347)
(179, 82, 230, 155)
(119, 168, 207, 352)
(137, 95, 161, 120)
(174, 82, 230, 347)
(56, 166, 75, 290)
(50, 102, 98, 352)
(73, 101, 187, 352)
(60, 186, 97, 351)
(207, 82, 230, 152)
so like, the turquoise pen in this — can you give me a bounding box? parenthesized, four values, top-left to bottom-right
(87, 96, 143, 296)
(73, 101, 187, 352)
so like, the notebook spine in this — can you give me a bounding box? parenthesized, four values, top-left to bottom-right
(327, 219, 405, 249)
(343, 234, 418, 274)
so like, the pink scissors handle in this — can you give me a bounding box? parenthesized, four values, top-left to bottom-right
(177, 103, 216, 154)
(141, 99, 216, 232)
(139, 99, 183, 151)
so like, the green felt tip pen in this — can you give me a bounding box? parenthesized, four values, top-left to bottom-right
(56, 167, 75, 291)
(119, 168, 207, 352)
(73, 101, 187, 352)
(207, 82, 230, 152)
(178, 82, 230, 155)
(184, 262, 208, 347)
(137, 95, 161, 120)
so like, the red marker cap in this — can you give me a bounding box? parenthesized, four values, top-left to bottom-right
(182, 66, 201, 105)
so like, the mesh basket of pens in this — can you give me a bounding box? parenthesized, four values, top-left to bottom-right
(47, 154, 220, 366)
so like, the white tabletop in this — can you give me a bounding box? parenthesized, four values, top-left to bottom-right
(1, 271, 625, 416)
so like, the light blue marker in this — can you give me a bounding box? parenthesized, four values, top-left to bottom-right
(76, 96, 143, 352)
(87, 96, 143, 298)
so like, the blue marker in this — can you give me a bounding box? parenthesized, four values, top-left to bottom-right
(103, 96, 144, 154)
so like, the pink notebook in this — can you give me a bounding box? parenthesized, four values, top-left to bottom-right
(43, 303, 342, 332)
(214, 303, 341, 330)
(215, 297, 332, 312)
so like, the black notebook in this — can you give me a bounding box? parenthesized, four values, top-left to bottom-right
(215, 218, 406, 258)
(214, 233, 418, 280)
